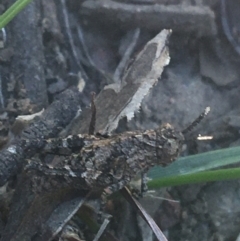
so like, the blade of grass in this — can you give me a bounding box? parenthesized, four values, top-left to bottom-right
(0, 0, 33, 29)
(148, 167, 240, 189)
(148, 146, 240, 179)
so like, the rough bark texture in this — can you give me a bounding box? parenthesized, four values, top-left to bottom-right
(0, 87, 81, 186)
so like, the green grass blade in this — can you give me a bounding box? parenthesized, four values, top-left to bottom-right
(148, 146, 240, 179)
(0, 0, 33, 29)
(148, 167, 240, 189)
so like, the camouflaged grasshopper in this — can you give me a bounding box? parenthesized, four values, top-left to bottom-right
(26, 107, 210, 202)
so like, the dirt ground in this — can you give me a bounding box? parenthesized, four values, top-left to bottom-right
(1, 0, 240, 240)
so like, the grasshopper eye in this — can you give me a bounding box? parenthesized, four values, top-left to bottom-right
(163, 139, 179, 155)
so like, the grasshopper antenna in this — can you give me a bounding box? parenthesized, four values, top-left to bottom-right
(182, 107, 210, 135)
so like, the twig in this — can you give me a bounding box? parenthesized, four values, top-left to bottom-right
(220, 0, 240, 55)
(113, 28, 140, 83)
(121, 187, 168, 241)
(92, 218, 110, 241)
(0, 87, 81, 185)
(0, 70, 4, 108)
(89, 92, 96, 135)
(60, 0, 88, 80)
(76, 24, 111, 84)
(76, 24, 96, 67)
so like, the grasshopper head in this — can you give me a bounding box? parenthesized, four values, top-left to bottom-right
(155, 123, 184, 166)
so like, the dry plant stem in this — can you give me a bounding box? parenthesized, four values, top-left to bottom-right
(81, 0, 216, 37)
(221, 0, 240, 56)
(89, 92, 96, 135)
(113, 28, 140, 83)
(92, 218, 110, 241)
(0, 87, 81, 186)
(76, 24, 111, 82)
(41, 0, 63, 41)
(121, 187, 168, 241)
(60, 0, 88, 81)
(76, 24, 96, 67)
(0, 70, 4, 109)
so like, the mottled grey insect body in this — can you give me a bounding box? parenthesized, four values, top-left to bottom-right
(26, 123, 184, 196)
